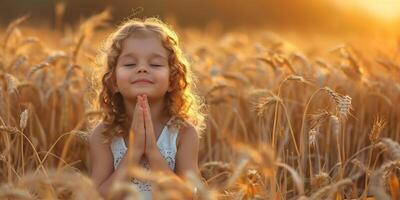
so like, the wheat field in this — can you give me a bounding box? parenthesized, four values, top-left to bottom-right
(0, 10, 399, 200)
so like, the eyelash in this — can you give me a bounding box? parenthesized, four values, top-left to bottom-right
(124, 64, 136, 67)
(124, 64, 163, 67)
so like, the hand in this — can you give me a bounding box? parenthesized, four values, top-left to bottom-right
(141, 95, 158, 155)
(127, 95, 146, 156)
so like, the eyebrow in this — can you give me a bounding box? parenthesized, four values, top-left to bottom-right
(119, 52, 167, 60)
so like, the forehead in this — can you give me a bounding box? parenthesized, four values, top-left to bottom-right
(120, 32, 168, 59)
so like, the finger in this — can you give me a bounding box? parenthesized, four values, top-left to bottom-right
(137, 95, 145, 130)
(137, 95, 146, 119)
(143, 95, 154, 134)
(132, 96, 141, 129)
(140, 97, 146, 135)
(135, 95, 146, 153)
(129, 95, 141, 149)
(131, 96, 141, 126)
(138, 96, 147, 153)
(131, 96, 144, 136)
(133, 95, 141, 119)
(139, 94, 145, 109)
(143, 95, 150, 111)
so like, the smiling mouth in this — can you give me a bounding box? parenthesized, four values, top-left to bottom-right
(132, 80, 153, 84)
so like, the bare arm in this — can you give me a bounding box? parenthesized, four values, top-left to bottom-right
(145, 125, 200, 198)
(89, 97, 146, 198)
(97, 152, 142, 198)
(88, 124, 142, 198)
(146, 147, 176, 175)
(174, 125, 200, 178)
(146, 125, 200, 177)
(141, 95, 199, 177)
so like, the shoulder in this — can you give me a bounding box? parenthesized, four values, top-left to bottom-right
(177, 123, 199, 148)
(88, 122, 109, 146)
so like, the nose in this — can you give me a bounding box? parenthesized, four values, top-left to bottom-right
(136, 64, 148, 74)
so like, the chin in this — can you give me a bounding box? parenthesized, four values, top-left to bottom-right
(134, 90, 152, 97)
(129, 88, 151, 96)
(120, 91, 147, 100)
(128, 92, 154, 99)
(121, 89, 166, 100)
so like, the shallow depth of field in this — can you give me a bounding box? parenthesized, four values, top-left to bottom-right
(1, 2, 400, 200)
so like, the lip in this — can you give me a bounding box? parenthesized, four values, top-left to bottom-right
(131, 79, 154, 84)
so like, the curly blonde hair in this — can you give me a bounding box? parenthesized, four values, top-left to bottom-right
(97, 17, 206, 142)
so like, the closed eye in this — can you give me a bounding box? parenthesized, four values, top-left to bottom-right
(124, 63, 136, 67)
(150, 64, 163, 67)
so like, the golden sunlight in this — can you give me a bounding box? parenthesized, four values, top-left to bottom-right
(338, 0, 400, 21)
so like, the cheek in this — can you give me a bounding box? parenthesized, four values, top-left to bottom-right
(165, 69, 171, 85)
(115, 69, 129, 86)
(156, 68, 170, 81)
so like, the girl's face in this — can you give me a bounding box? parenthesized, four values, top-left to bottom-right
(115, 33, 171, 101)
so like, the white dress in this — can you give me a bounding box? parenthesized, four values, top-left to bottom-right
(110, 118, 179, 200)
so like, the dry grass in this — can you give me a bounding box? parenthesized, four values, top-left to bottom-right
(0, 11, 400, 200)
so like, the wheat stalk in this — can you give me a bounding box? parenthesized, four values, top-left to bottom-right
(2, 15, 29, 51)
(369, 160, 400, 200)
(380, 138, 400, 160)
(368, 116, 386, 144)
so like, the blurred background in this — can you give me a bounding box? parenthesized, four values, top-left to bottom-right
(1, 1, 400, 199)
(1, 0, 400, 35)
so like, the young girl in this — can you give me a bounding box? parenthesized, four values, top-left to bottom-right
(88, 17, 205, 199)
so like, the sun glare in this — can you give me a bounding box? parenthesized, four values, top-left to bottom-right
(339, 0, 400, 21)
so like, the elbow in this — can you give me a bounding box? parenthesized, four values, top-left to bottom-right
(98, 188, 110, 200)
(98, 183, 126, 200)
(95, 182, 109, 199)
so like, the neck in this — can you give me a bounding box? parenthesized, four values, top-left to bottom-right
(122, 96, 169, 131)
